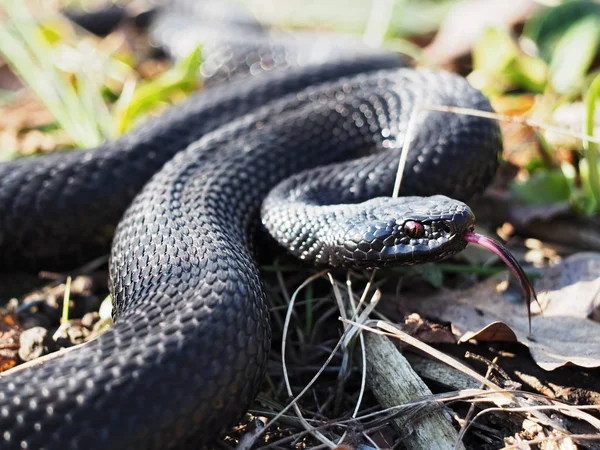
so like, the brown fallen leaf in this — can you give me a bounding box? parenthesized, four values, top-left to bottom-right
(401, 313, 457, 345)
(397, 253, 600, 370)
(534, 252, 600, 320)
(0, 91, 54, 131)
(0, 311, 21, 372)
(462, 317, 600, 370)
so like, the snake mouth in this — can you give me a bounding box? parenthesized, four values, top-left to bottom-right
(337, 208, 475, 268)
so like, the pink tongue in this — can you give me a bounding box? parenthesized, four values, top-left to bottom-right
(463, 231, 537, 335)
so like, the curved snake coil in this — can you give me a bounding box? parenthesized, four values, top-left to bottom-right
(0, 3, 502, 449)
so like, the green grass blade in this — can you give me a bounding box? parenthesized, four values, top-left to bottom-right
(113, 46, 202, 133)
(0, 25, 79, 138)
(584, 73, 600, 209)
(549, 16, 600, 95)
(8, 1, 103, 143)
(62, 276, 72, 323)
(0, 1, 104, 147)
(76, 68, 115, 139)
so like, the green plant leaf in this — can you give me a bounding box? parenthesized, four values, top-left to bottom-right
(473, 27, 517, 75)
(471, 27, 546, 95)
(113, 46, 203, 134)
(0, 1, 105, 147)
(511, 54, 547, 93)
(523, 0, 600, 62)
(573, 160, 598, 214)
(549, 16, 600, 94)
(510, 168, 572, 205)
(582, 73, 600, 212)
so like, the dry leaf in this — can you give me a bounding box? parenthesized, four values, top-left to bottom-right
(463, 317, 600, 370)
(398, 253, 600, 370)
(534, 252, 600, 319)
(0, 312, 21, 372)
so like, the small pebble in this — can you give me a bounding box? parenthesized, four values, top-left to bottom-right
(18, 326, 56, 362)
(81, 312, 100, 329)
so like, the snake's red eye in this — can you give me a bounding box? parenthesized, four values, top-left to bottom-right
(403, 220, 424, 238)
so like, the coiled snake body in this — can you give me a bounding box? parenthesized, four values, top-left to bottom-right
(0, 3, 502, 449)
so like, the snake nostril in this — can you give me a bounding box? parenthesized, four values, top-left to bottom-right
(439, 221, 453, 234)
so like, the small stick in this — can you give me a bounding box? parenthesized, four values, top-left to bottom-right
(364, 333, 468, 450)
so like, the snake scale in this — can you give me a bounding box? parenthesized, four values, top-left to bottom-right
(0, 1, 502, 448)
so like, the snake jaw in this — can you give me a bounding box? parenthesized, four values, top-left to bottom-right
(331, 196, 475, 268)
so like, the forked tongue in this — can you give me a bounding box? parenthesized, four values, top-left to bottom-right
(463, 231, 537, 336)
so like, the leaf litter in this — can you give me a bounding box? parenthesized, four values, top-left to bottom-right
(397, 252, 600, 370)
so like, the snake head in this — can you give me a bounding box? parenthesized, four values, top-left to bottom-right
(331, 195, 475, 268)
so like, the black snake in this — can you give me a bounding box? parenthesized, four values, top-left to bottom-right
(0, 2, 503, 449)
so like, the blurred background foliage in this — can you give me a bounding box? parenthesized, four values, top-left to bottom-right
(1, 0, 600, 216)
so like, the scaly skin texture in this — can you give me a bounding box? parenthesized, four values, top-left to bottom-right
(0, 65, 501, 449)
(262, 194, 475, 267)
(0, 54, 401, 269)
